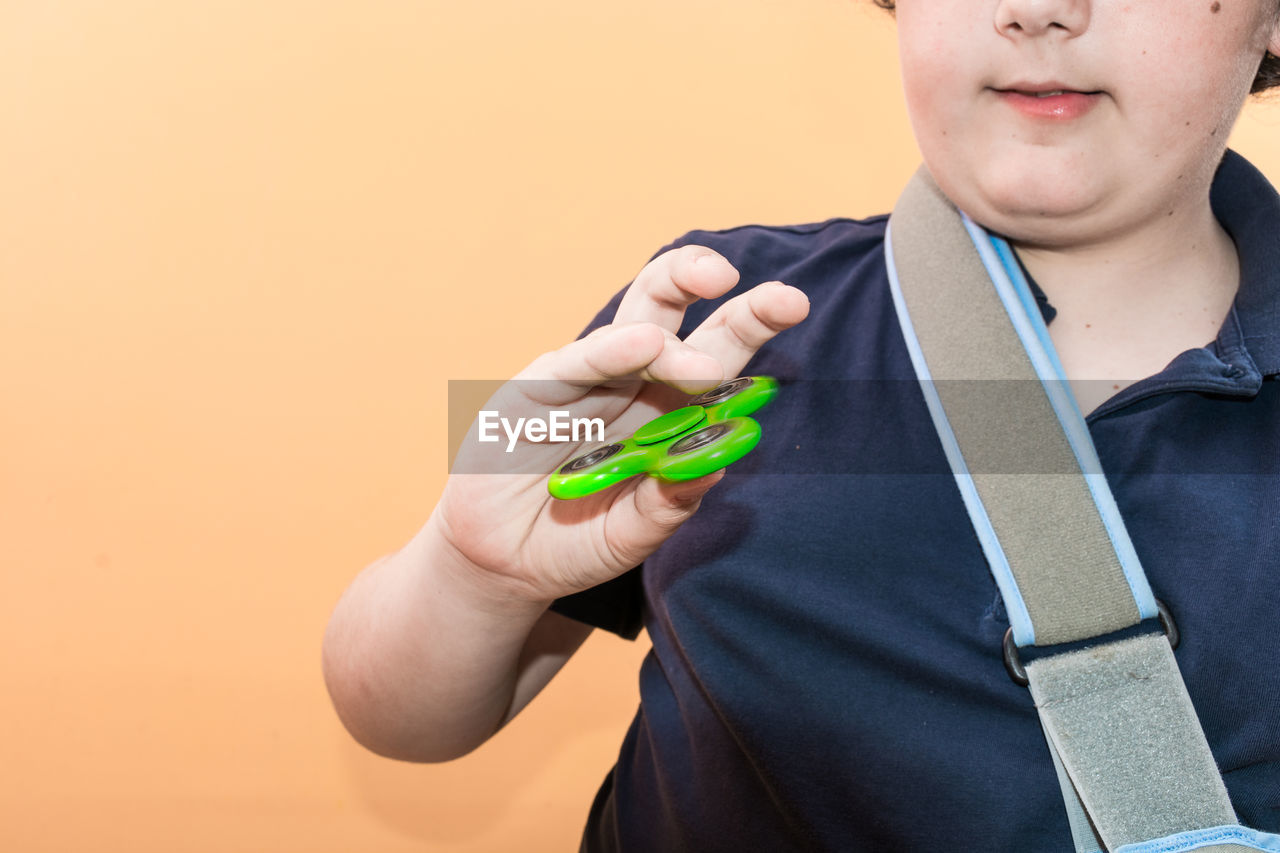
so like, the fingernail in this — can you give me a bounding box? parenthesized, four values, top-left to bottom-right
(673, 471, 723, 503)
(695, 253, 731, 272)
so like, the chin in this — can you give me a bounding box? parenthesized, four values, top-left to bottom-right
(934, 165, 1108, 248)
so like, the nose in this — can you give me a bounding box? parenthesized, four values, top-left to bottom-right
(994, 0, 1090, 39)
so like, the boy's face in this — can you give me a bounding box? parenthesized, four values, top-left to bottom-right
(895, 0, 1280, 248)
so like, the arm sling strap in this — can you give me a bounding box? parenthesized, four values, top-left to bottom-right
(884, 167, 1279, 853)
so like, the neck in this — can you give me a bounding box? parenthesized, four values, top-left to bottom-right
(1009, 197, 1240, 389)
(1015, 198, 1238, 345)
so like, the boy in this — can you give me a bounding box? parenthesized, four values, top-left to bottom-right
(324, 1, 1280, 848)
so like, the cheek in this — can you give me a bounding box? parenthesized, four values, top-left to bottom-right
(898, 34, 970, 146)
(896, 3, 976, 122)
(1117, 5, 1263, 137)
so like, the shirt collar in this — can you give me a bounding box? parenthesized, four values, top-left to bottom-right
(1211, 149, 1280, 378)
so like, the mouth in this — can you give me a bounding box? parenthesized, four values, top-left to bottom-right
(991, 82, 1104, 120)
(998, 80, 1100, 94)
(1011, 88, 1096, 98)
(993, 80, 1103, 96)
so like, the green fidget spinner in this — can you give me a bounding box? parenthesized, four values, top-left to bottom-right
(547, 376, 779, 499)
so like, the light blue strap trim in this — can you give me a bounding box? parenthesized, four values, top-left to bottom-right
(957, 214, 1159, 623)
(1115, 825, 1280, 853)
(989, 237, 1071, 383)
(884, 222, 1037, 645)
(1044, 725, 1106, 853)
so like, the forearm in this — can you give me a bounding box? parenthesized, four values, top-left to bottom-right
(321, 518, 551, 763)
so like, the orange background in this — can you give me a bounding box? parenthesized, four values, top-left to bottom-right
(3, 2, 1278, 851)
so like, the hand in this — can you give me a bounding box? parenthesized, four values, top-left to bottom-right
(431, 244, 810, 606)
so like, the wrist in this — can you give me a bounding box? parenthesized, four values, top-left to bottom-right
(415, 514, 555, 621)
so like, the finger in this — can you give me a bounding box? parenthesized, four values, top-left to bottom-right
(522, 320, 727, 402)
(603, 470, 727, 568)
(463, 326, 671, 472)
(681, 281, 810, 378)
(634, 326, 725, 394)
(511, 322, 668, 407)
(613, 245, 741, 332)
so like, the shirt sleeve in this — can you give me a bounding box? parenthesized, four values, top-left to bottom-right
(548, 567, 645, 640)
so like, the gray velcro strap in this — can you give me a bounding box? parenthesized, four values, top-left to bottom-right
(1027, 633, 1236, 849)
(889, 166, 1239, 851)
(888, 168, 1141, 645)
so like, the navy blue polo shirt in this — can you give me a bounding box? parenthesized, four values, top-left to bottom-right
(551, 150, 1280, 851)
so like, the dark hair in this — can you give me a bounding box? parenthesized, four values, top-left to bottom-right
(870, 0, 1280, 95)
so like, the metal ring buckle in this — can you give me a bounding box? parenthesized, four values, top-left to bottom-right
(1002, 598, 1179, 688)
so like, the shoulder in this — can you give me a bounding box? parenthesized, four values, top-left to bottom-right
(659, 216, 891, 334)
(577, 215, 896, 353)
(665, 215, 889, 275)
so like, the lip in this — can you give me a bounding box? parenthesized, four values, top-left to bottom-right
(991, 81, 1103, 120)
